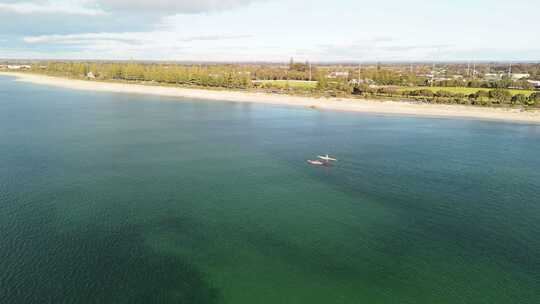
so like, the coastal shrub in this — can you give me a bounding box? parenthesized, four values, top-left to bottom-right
(475, 90, 490, 99)
(479, 99, 492, 106)
(407, 89, 434, 97)
(454, 93, 466, 98)
(404, 90, 416, 97)
(449, 93, 467, 105)
(435, 90, 454, 98)
(377, 87, 397, 96)
(511, 94, 528, 105)
(261, 82, 272, 89)
(528, 92, 540, 106)
(489, 89, 512, 104)
(352, 84, 376, 95)
(469, 90, 489, 105)
(351, 85, 363, 95)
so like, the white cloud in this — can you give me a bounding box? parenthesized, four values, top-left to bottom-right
(94, 0, 261, 13)
(307, 38, 456, 62)
(4, 0, 539, 61)
(0, 1, 105, 15)
(23, 31, 251, 45)
(24, 32, 140, 44)
(20, 30, 258, 60)
(0, 0, 263, 17)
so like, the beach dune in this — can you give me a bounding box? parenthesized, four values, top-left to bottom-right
(2, 71, 540, 124)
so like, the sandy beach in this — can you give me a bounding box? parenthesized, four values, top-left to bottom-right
(2, 71, 540, 124)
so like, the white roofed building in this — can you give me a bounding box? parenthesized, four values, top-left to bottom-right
(510, 73, 530, 80)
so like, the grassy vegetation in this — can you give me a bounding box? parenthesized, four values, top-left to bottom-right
(396, 86, 536, 96)
(253, 80, 318, 89)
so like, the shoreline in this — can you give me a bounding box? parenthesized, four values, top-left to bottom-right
(2, 71, 540, 124)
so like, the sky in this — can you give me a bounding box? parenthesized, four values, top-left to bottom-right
(0, 0, 539, 62)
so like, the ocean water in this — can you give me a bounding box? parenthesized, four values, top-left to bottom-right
(1, 75, 540, 303)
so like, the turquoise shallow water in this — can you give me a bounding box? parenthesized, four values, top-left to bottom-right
(1, 75, 540, 303)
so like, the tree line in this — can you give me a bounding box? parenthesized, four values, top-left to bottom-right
(26, 61, 540, 107)
(353, 86, 540, 107)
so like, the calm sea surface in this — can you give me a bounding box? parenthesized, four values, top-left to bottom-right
(1, 75, 540, 303)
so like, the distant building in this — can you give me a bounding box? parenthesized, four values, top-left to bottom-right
(349, 79, 375, 86)
(528, 80, 540, 89)
(7, 65, 30, 70)
(434, 77, 452, 82)
(86, 72, 96, 79)
(327, 71, 349, 79)
(510, 73, 530, 80)
(484, 73, 503, 82)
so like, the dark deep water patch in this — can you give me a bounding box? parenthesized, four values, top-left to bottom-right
(0, 205, 220, 304)
(1, 76, 540, 303)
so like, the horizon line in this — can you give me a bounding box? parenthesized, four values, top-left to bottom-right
(2, 59, 540, 65)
